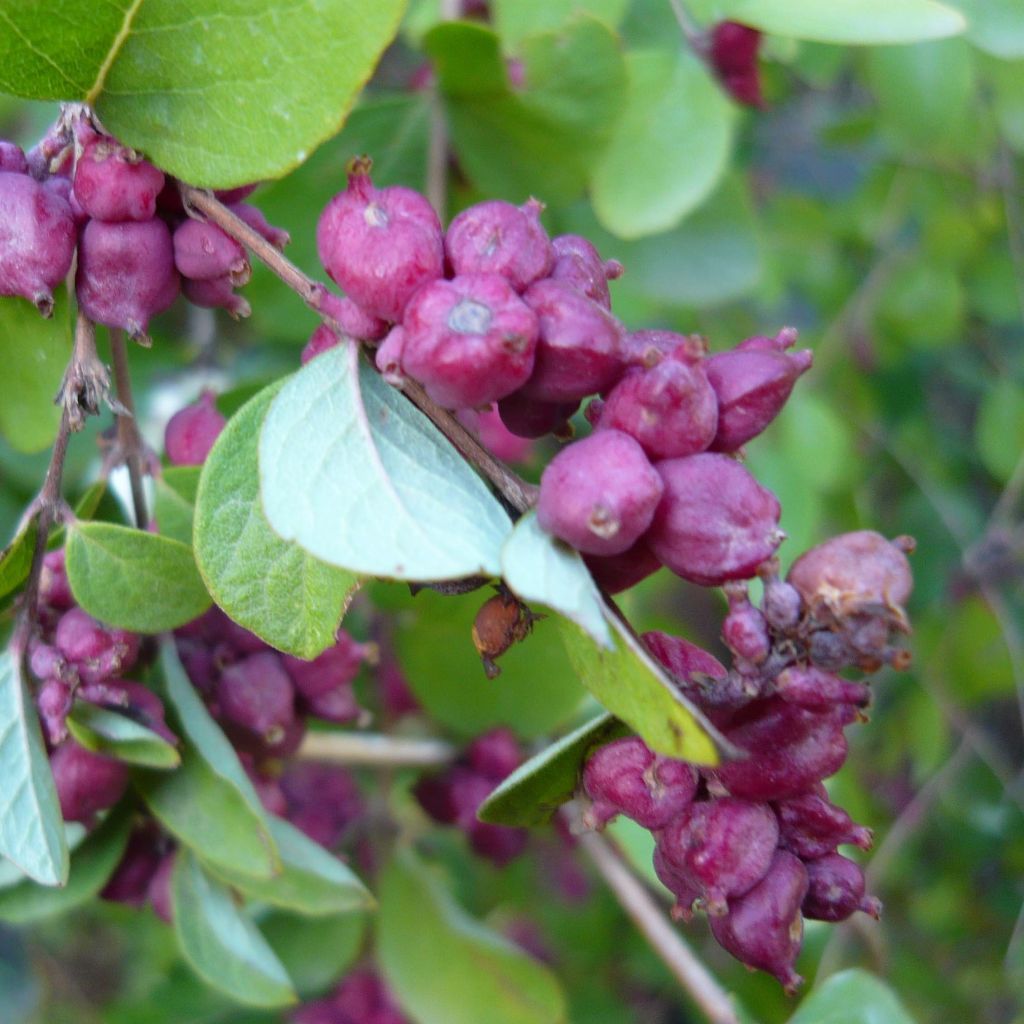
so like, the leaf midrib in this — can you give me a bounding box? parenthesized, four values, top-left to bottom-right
(85, 0, 146, 105)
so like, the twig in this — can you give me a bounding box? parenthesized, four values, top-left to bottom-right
(108, 329, 149, 528)
(567, 810, 740, 1024)
(666, 0, 707, 55)
(177, 184, 538, 516)
(57, 310, 111, 431)
(297, 731, 457, 768)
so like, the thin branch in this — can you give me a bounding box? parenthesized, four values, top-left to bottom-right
(666, 0, 706, 54)
(108, 328, 149, 528)
(177, 184, 537, 516)
(297, 731, 457, 768)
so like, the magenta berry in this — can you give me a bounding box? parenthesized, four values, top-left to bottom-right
(0, 141, 28, 174)
(39, 548, 74, 611)
(722, 585, 770, 664)
(776, 788, 872, 860)
(652, 840, 701, 921)
(283, 632, 373, 698)
(549, 233, 622, 309)
(584, 539, 661, 594)
(445, 198, 553, 292)
(148, 851, 176, 923)
(229, 202, 290, 249)
(181, 274, 251, 318)
(497, 391, 579, 438)
(538, 430, 663, 556)
(775, 665, 870, 710)
(709, 22, 765, 109)
(54, 607, 140, 684)
(173, 219, 250, 283)
(375, 325, 406, 385)
(802, 852, 881, 922)
(301, 323, 341, 364)
(164, 391, 226, 466)
(76, 218, 179, 339)
(621, 329, 705, 371)
(50, 740, 129, 823)
(36, 678, 72, 744)
(458, 405, 534, 463)
(647, 453, 783, 586)
(465, 727, 521, 781)
(762, 572, 803, 631)
(215, 652, 296, 744)
(0, 171, 77, 315)
(281, 762, 364, 848)
(399, 273, 539, 408)
(101, 827, 163, 908)
(316, 158, 443, 321)
(72, 138, 165, 222)
(642, 631, 729, 687)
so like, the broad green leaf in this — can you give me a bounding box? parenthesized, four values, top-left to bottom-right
(788, 969, 917, 1023)
(261, 910, 367, 998)
(948, 0, 1024, 58)
(171, 850, 296, 1009)
(425, 18, 627, 203)
(259, 345, 511, 581)
(378, 851, 566, 1024)
(591, 50, 733, 239)
(135, 642, 278, 879)
(206, 815, 372, 916)
(0, 824, 86, 891)
(722, 0, 966, 43)
(0, 649, 68, 885)
(559, 612, 729, 765)
(196, 382, 360, 660)
(493, 0, 630, 50)
(987, 58, 1024, 152)
(65, 521, 211, 632)
(478, 713, 629, 826)
(66, 703, 180, 770)
(0, 807, 130, 923)
(975, 380, 1024, 482)
(48, 479, 110, 551)
(0, 1, 406, 187)
(500, 511, 611, 648)
(0, 289, 71, 453)
(153, 467, 201, 546)
(0, 520, 36, 603)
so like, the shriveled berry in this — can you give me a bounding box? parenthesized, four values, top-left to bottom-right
(399, 273, 539, 408)
(497, 390, 579, 438)
(76, 218, 179, 339)
(215, 652, 296, 744)
(316, 158, 443, 321)
(164, 391, 226, 466)
(182, 274, 251, 318)
(472, 590, 536, 679)
(0, 171, 77, 315)
(173, 219, 250, 283)
(51, 740, 129, 823)
(549, 233, 622, 309)
(72, 138, 165, 222)
(55, 607, 140, 684)
(538, 430, 663, 556)
(584, 539, 660, 594)
(647, 453, 783, 586)
(709, 22, 765, 109)
(802, 852, 881, 922)
(775, 786, 872, 859)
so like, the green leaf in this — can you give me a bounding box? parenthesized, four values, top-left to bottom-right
(722, 0, 966, 43)
(65, 522, 211, 632)
(788, 969, 917, 1023)
(259, 345, 511, 581)
(0, 806, 130, 923)
(975, 379, 1024, 482)
(206, 815, 372, 916)
(987, 58, 1024, 153)
(378, 851, 566, 1024)
(48, 479, 110, 551)
(134, 642, 278, 880)
(591, 50, 733, 239)
(425, 18, 627, 204)
(153, 466, 201, 546)
(66, 703, 180, 770)
(478, 713, 629, 826)
(171, 850, 296, 1009)
(948, 0, 1024, 58)
(492, 0, 630, 50)
(0, 1, 406, 188)
(500, 511, 611, 648)
(0, 519, 36, 603)
(261, 910, 367, 998)
(196, 381, 360, 660)
(0, 649, 68, 886)
(559, 612, 729, 765)
(0, 289, 71, 453)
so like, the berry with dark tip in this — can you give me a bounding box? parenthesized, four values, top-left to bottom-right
(72, 138, 165, 222)
(164, 391, 226, 466)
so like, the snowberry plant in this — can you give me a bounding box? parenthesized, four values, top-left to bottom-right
(0, 2, 980, 1023)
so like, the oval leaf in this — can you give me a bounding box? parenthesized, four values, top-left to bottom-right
(66, 703, 180, 770)
(501, 511, 611, 648)
(196, 381, 360, 660)
(723, 0, 966, 44)
(153, 466, 201, 547)
(259, 345, 512, 581)
(0, 650, 68, 886)
(171, 850, 296, 1009)
(788, 969, 918, 1023)
(478, 713, 630, 826)
(0, 1, 405, 188)
(378, 851, 566, 1024)
(66, 522, 211, 632)
(262, 910, 367, 999)
(0, 519, 37, 603)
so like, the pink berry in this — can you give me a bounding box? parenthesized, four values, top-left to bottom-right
(652, 839, 701, 921)
(466, 727, 521, 781)
(39, 548, 74, 611)
(36, 678, 72, 744)
(538, 430, 663, 556)
(775, 665, 870, 710)
(457, 405, 534, 463)
(316, 158, 443, 321)
(709, 22, 765, 109)
(319, 293, 388, 342)
(181, 274, 251, 318)
(642, 631, 728, 686)
(0, 171, 77, 315)
(54, 607, 140, 684)
(802, 852, 881, 922)
(375, 325, 406, 385)
(164, 391, 226, 466)
(215, 652, 296, 744)
(72, 138, 165, 222)
(775, 787, 872, 860)
(229, 202, 290, 249)
(0, 141, 28, 174)
(301, 323, 341, 364)
(549, 233, 622, 309)
(497, 390, 579, 438)
(621, 329, 706, 370)
(50, 740, 129, 823)
(445, 198, 553, 292)
(173, 219, 250, 283)
(722, 585, 770, 664)
(647, 453, 783, 586)
(584, 539, 661, 594)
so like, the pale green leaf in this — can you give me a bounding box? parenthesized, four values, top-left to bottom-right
(66, 703, 180, 769)
(788, 969, 918, 1023)
(948, 0, 1024, 58)
(492, 0, 630, 51)
(0, 520, 37, 603)
(153, 466, 201, 547)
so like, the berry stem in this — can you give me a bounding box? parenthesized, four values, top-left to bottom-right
(109, 328, 149, 528)
(177, 184, 538, 516)
(296, 731, 457, 768)
(665, 0, 707, 56)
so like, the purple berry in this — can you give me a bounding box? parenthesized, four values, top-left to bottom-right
(215, 652, 296, 744)
(0, 141, 28, 174)
(280, 762, 363, 848)
(761, 569, 803, 631)
(316, 158, 443, 322)
(173, 219, 250, 283)
(282, 632, 374, 700)
(72, 138, 165, 222)
(76, 218, 179, 340)
(0, 171, 77, 315)
(802, 852, 881, 922)
(50, 740, 129, 823)
(520, 279, 625, 402)
(36, 678, 72, 744)
(642, 631, 729, 689)
(775, 665, 870, 710)
(584, 539, 661, 594)
(101, 826, 163, 907)
(538, 430, 664, 556)
(445, 198, 553, 292)
(621, 330, 706, 371)
(148, 851, 176, 923)
(647, 453, 783, 586)
(497, 391, 579, 438)
(229, 202, 290, 249)
(164, 391, 226, 466)
(652, 839, 701, 921)
(722, 584, 770, 665)
(465, 727, 521, 781)
(774, 787, 872, 859)
(549, 233, 622, 309)
(54, 607, 140, 684)
(399, 273, 539, 408)
(181, 274, 251, 318)
(39, 548, 74, 611)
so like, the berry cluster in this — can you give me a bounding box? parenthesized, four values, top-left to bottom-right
(0, 117, 286, 341)
(581, 530, 913, 989)
(291, 968, 408, 1024)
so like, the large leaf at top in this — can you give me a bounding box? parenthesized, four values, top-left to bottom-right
(559, 611, 730, 765)
(0, 0, 406, 187)
(195, 381, 360, 660)
(722, 0, 966, 43)
(591, 49, 734, 239)
(0, 289, 71, 454)
(378, 851, 566, 1024)
(0, 650, 68, 886)
(788, 969, 917, 1023)
(259, 344, 511, 581)
(424, 18, 626, 204)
